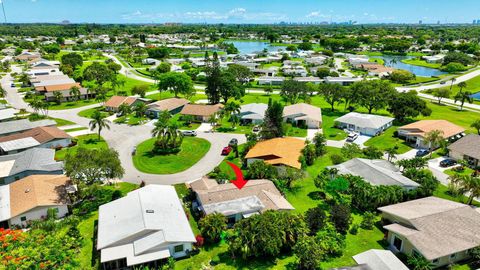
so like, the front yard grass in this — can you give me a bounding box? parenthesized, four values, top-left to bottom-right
(133, 137, 211, 174)
(78, 106, 109, 119)
(55, 134, 108, 160)
(363, 126, 412, 154)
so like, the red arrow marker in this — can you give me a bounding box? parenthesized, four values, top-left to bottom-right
(226, 161, 248, 190)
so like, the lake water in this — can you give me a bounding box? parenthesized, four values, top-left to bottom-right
(378, 55, 446, 77)
(471, 92, 480, 100)
(228, 40, 286, 55)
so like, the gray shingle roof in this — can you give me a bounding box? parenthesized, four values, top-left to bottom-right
(0, 148, 63, 177)
(0, 119, 56, 136)
(448, 134, 480, 160)
(335, 112, 394, 130)
(330, 158, 420, 189)
(379, 197, 480, 260)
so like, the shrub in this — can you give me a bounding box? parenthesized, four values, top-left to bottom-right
(349, 223, 359, 235)
(293, 236, 324, 270)
(199, 213, 227, 244)
(360, 211, 376, 230)
(330, 204, 352, 234)
(330, 154, 344, 165)
(194, 235, 205, 247)
(247, 160, 278, 179)
(305, 206, 327, 235)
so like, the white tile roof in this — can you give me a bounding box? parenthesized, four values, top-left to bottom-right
(97, 185, 195, 250)
(0, 137, 40, 152)
(353, 249, 409, 270)
(335, 112, 394, 129)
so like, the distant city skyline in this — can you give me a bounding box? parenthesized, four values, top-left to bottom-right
(2, 0, 480, 24)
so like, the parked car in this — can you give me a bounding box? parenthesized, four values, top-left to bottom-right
(252, 126, 261, 133)
(10, 83, 15, 87)
(228, 138, 238, 146)
(221, 146, 232, 156)
(440, 81, 446, 85)
(440, 159, 457, 168)
(415, 149, 429, 157)
(131, 146, 136, 156)
(182, 130, 197, 137)
(346, 132, 358, 142)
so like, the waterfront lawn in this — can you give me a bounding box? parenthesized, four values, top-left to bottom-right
(401, 58, 442, 69)
(133, 137, 211, 174)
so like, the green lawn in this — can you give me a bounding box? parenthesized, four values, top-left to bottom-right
(444, 167, 475, 177)
(55, 134, 108, 160)
(78, 106, 109, 119)
(401, 58, 442, 69)
(364, 126, 412, 154)
(49, 116, 76, 127)
(423, 72, 480, 104)
(322, 111, 348, 141)
(133, 137, 211, 174)
(434, 183, 480, 207)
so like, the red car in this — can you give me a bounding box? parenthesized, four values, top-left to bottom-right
(221, 146, 232, 156)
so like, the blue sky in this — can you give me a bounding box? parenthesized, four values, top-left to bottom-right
(3, 0, 480, 24)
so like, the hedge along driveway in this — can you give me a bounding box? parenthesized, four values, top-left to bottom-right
(132, 137, 211, 174)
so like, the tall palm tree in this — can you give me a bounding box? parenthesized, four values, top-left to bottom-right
(457, 81, 467, 93)
(450, 174, 480, 205)
(385, 147, 398, 162)
(69, 86, 81, 102)
(89, 110, 111, 140)
(117, 103, 131, 117)
(132, 102, 147, 118)
(449, 78, 456, 91)
(454, 91, 473, 111)
(471, 119, 480, 135)
(423, 129, 444, 158)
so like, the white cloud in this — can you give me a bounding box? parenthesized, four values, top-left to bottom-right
(122, 8, 287, 22)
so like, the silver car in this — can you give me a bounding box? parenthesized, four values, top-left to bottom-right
(182, 130, 197, 137)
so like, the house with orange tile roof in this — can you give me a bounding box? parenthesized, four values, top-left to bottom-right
(180, 103, 223, 122)
(35, 82, 81, 93)
(147, 98, 190, 118)
(0, 174, 72, 228)
(104, 96, 148, 112)
(245, 137, 305, 169)
(397, 120, 465, 149)
(0, 126, 72, 155)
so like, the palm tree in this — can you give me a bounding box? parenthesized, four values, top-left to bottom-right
(69, 86, 81, 102)
(457, 81, 467, 93)
(117, 103, 131, 117)
(28, 96, 43, 114)
(132, 102, 147, 119)
(208, 113, 219, 132)
(407, 254, 433, 270)
(449, 78, 456, 91)
(53, 91, 63, 105)
(89, 110, 111, 140)
(471, 119, 480, 135)
(450, 174, 480, 205)
(385, 147, 398, 162)
(454, 91, 473, 111)
(0, 85, 6, 97)
(423, 129, 444, 158)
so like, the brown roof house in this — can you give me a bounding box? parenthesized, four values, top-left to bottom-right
(180, 103, 223, 122)
(35, 82, 81, 94)
(0, 174, 72, 228)
(245, 137, 305, 169)
(147, 98, 190, 118)
(379, 197, 480, 268)
(190, 178, 294, 224)
(283, 103, 322, 129)
(0, 126, 72, 155)
(104, 96, 149, 112)
(397, 120, 465, 149)
(448, 134, 480, 168)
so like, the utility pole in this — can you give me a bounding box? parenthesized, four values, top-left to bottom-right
(1, 0, 7, 23)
